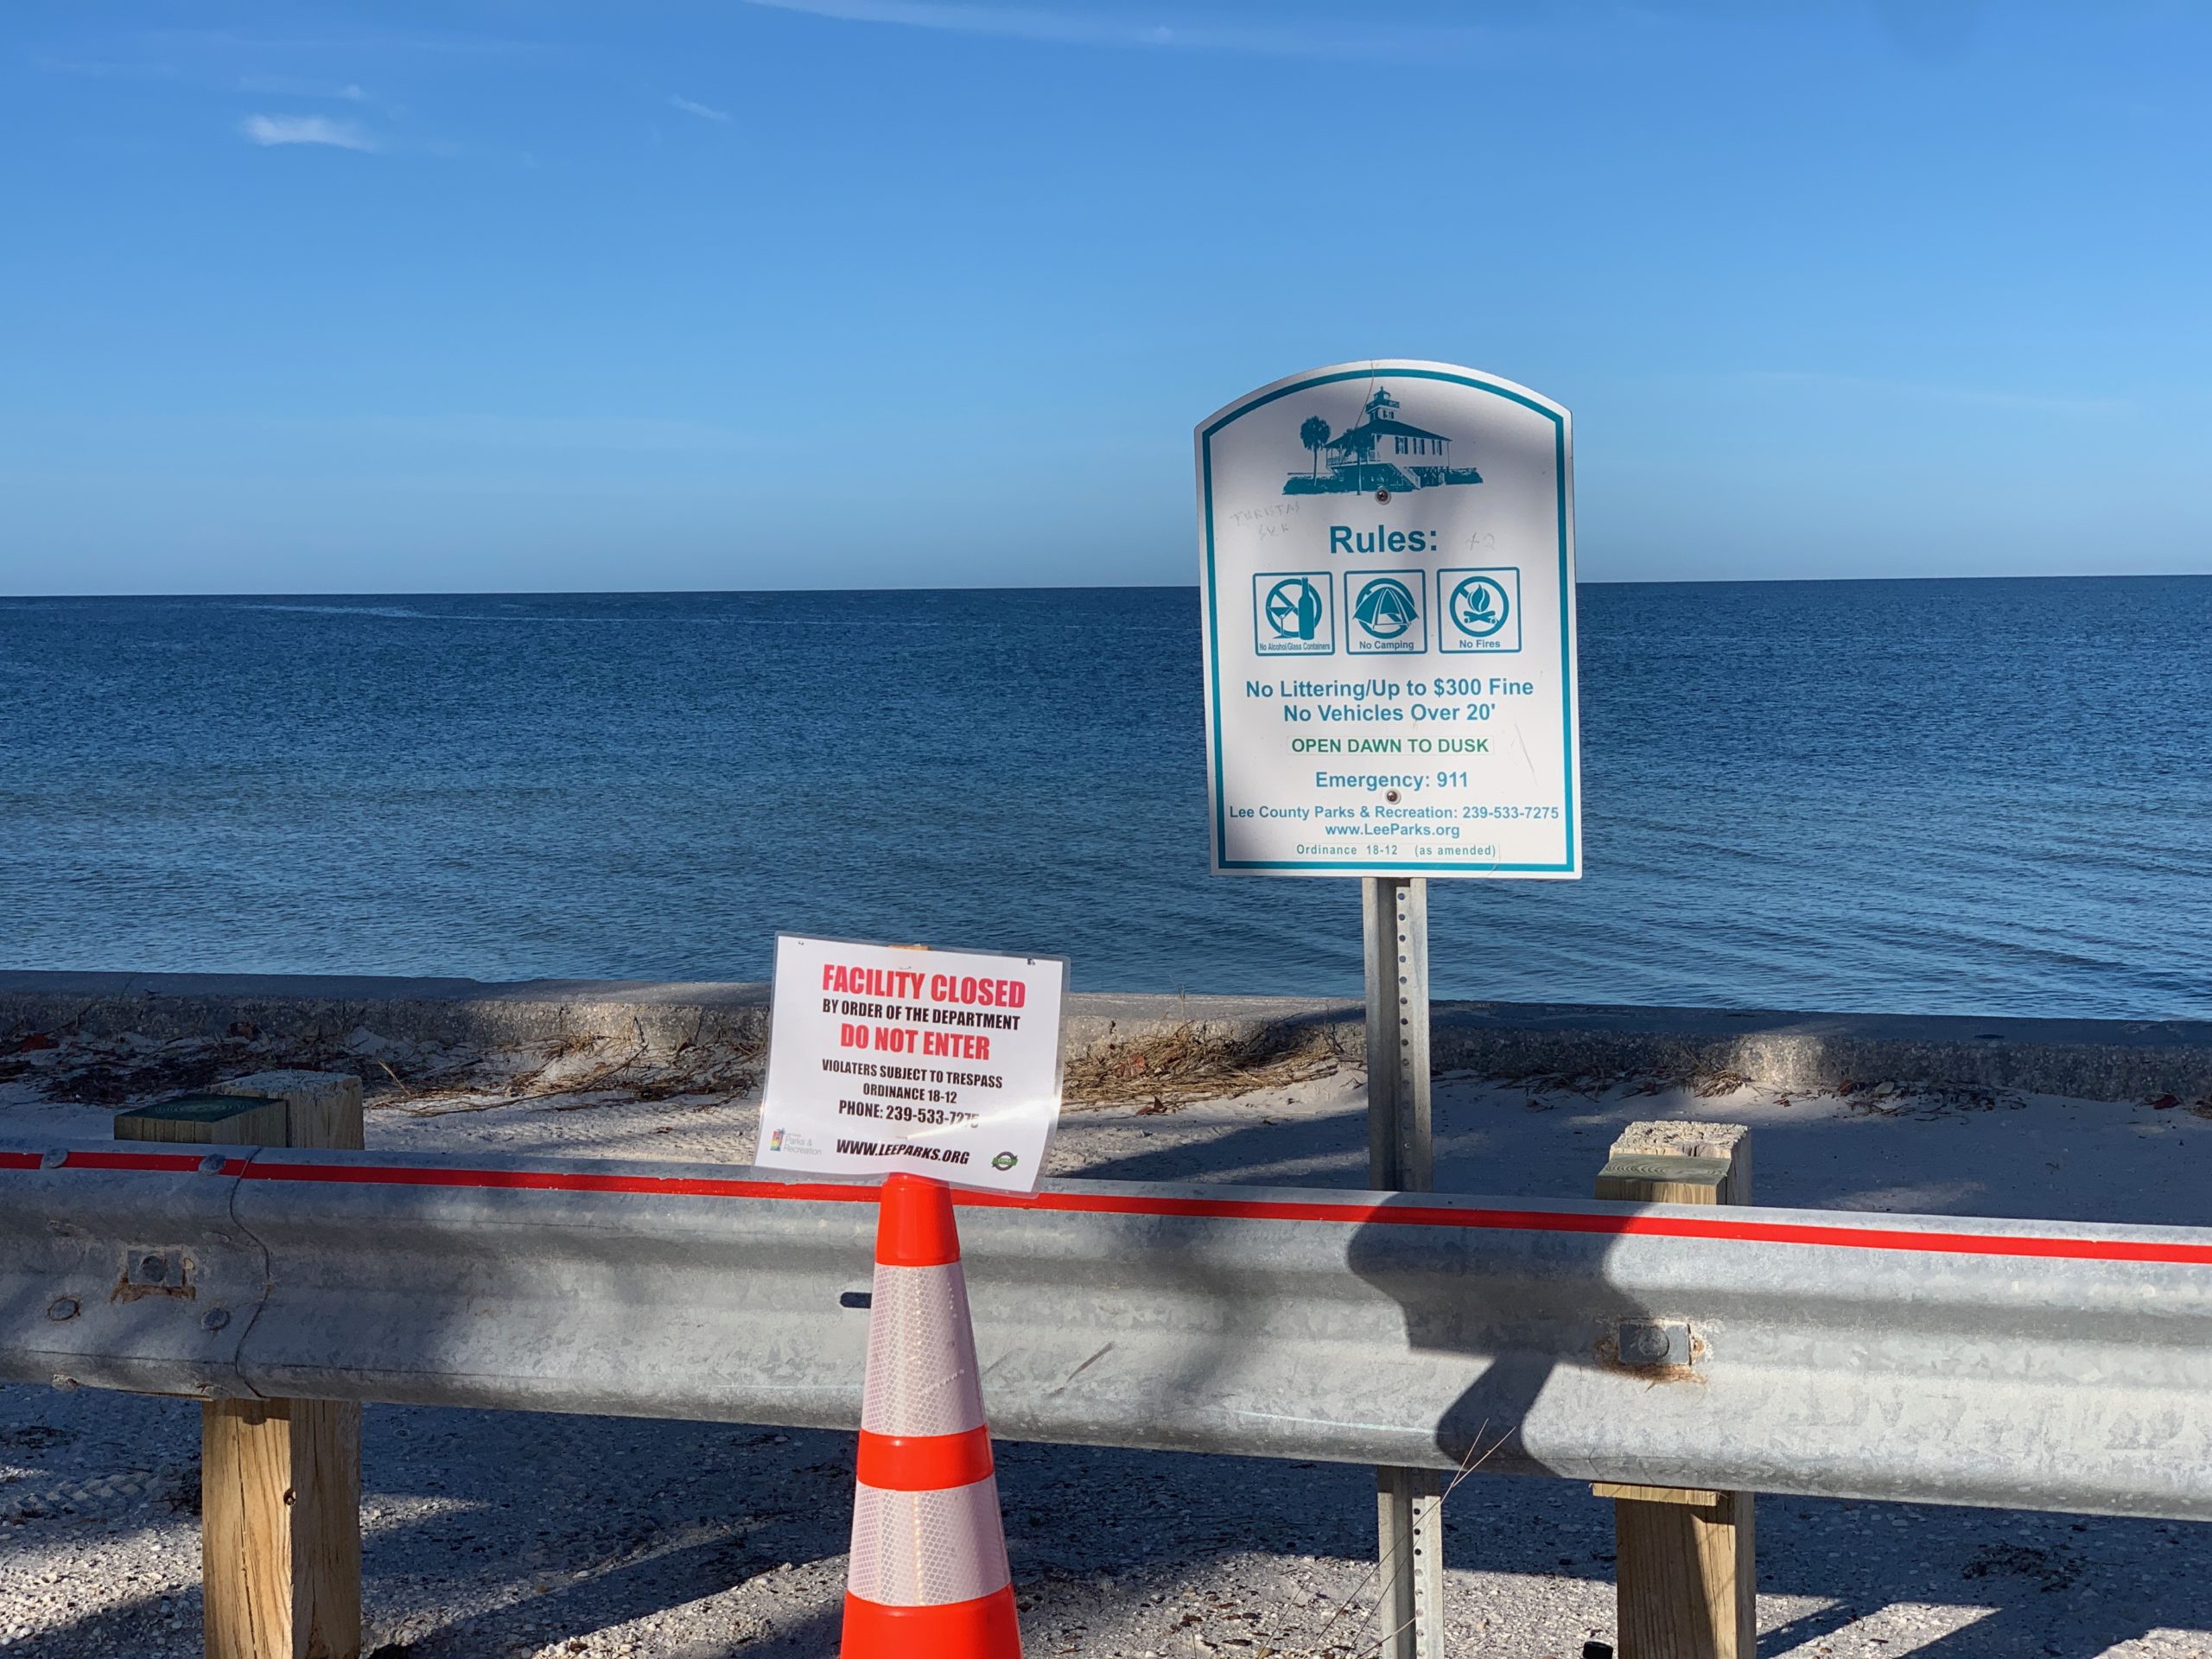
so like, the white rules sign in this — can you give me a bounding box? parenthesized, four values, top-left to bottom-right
(754, 934, 1068, 1192)
(1196, 360, 1580, 878)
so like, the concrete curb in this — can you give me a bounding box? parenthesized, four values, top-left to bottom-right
(3, 970, 2208, 1104)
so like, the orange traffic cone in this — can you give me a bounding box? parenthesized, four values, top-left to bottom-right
(841, 1173, 1023, 1658)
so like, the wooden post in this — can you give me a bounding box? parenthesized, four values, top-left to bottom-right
(117, 1071, 365, 1659)
(1592, 1122, 1755, 1659)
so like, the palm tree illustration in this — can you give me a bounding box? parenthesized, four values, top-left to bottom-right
(1300, 416, 1331, 478)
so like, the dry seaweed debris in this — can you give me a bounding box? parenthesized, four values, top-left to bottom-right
(0, 1031, 290, 1106)
(1515, 1065, 1748, 1101)
(1063, 1022, 1342, 1113)
(1, 1024, 765, 1114)
(1834, 1077, 2024, 1118)
(419, 1033, 764, 1113)
(1497, 1067, 1634, 1101)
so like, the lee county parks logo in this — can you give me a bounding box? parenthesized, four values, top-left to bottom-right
(1253, 572, 1335, 656)
(767, 1127, 819, 1155)
(1347, 572, 1426, 654)
(1285, 385, 1484, 497)
(1439, 567, 1522, 653)
(990, 1151, 1020, 1171)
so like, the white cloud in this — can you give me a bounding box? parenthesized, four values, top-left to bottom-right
(239, 75, 372, 102)
(239, 113, 377, 151)
(740, 0, 1165, 47)
(1722, 370, 2131, 419)
(35, 56, 180, 79)
(737, 0, 1490, 60)
(666, 93, 731, 123)
(269, 412, 760, 454)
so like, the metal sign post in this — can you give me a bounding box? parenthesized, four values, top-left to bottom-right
(1364, 874, 1442, 1659)
(1196, 359, 1580, 1659)
(1364, 875, 1433, 1193)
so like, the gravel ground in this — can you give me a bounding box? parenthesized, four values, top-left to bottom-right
(4, 1067, 2210, 1657)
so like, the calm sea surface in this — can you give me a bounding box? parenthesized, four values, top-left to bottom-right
(2, 581, 2207, 1020)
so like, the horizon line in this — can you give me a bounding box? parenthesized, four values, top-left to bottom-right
(4, 570, 2208, 602)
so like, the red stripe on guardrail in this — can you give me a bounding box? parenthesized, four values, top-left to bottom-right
(18, 1148, 2212, 1268)
(34, 1149, 252, 1175)
(978, 1189, 2212, 1267)
(239, 1158, 878, 1204)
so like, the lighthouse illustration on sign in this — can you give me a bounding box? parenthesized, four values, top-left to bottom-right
(1286, 385, 1484, 495)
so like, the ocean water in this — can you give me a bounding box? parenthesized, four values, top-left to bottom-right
(1, 581, 2206, 1020)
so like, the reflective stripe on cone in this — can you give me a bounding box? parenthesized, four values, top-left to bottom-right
(861, 1261, 987, 1437)
(849, 1477, 1012, 1605)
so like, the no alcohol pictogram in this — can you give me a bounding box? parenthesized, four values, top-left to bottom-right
(1252, 571, 1335, 655)
(1268, 576, 1325, 639)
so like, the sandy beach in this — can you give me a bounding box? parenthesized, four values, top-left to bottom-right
(4, 1050, 2210, 1657)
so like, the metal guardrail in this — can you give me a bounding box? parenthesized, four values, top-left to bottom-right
(6, 1142, 2212, 1522)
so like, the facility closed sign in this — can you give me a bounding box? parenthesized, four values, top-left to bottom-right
(754, 934, 1067, 1192)
(1196, 360, 1580, 878)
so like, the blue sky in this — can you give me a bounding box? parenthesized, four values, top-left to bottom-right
(4, 1, 2209, 593)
